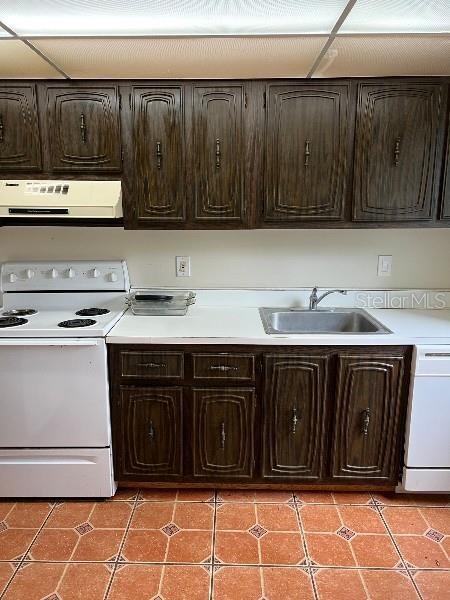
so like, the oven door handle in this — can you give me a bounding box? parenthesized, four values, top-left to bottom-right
(0, 339, 100, 346)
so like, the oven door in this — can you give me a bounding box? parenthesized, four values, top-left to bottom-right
(0, 339, 110, 448)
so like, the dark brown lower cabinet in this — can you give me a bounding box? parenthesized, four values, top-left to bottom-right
(331, 353, 406, 482)
(440, 113, 450, 220)
(262, 354, 330, 479)
(192, 388, 255, 479)
(109, 345, 410, 488)
(116, 386, 183, 479)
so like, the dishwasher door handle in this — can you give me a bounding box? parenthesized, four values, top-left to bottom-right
(415, 346, 450, 376)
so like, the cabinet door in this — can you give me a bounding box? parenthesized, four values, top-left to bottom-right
(0, 85, 41, 171)
(117, 387, 183, 479)
(262, 354, 329, 479)
(191, 85, 245, 224)
(192, 388, 254, 479)
(264, 83, 349, 222)
(440, 110, 450, 219)
(45, 86, 121, 171)
(353, 82, 442, 222)
(132, 86, 186, 224)
(331, 353, 406, 482)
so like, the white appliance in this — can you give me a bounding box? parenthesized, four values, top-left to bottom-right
(0, 260, 129, 497)
(402, 345, 450, 492)
(0, 180, 122, 218)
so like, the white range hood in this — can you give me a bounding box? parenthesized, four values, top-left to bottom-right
(0, 180, 122, 218)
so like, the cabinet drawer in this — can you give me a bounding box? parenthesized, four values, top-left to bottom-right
(192, 353, 255, 381)
(120, 351, 184, 379)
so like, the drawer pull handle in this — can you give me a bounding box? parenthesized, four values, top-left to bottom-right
(215, 138, 221, 169)
(148, 420, 155, 441)
(220, 421, 226, 449)
(304, 139, 311, 167)
(394, 137, 400, 166)
(361, 408, 371, 436)
(0, 114, 3, 143)
(156, 141, 162, 169)
(424, 353, 450, 357)
(80, 113, 87, 143)
(136, 362, 166, 368)
(209, 365, 238, 372)
(291, 406, 300, 434)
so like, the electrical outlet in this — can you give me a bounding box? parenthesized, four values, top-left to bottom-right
(377, 255, 392, 277)
(176, 256, 191, 277)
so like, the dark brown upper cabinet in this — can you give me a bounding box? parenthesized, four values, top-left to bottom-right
(192, 387, 255, 479)
(0, 84, 41, 171)
(440, 101, 450, 220)
(331, 352, 406, 483)
(2, 77, 450, 231)
(263, 82, 350, 222)
(44, 85, 121, 172)
(131, 85, 186, 225)
(116, 386, 183, 479)
(191, 85, 246, 225)
(262, 353, 330, 480)
(353, 81, 443, 222)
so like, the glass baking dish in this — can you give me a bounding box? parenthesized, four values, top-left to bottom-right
(127, 289, 196, 316)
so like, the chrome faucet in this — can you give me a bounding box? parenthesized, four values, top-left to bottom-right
(309, 287, 347, 310)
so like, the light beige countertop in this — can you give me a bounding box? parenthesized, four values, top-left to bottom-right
(107, 304, 450, 345)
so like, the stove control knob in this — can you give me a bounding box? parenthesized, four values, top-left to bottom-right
(91, 268, 100, 278)
(8, 273, 17, 283)
(67, 268, 75, 279)
(25, 269, 35, 279)
(108, 272, 118, 283)
(50, 268, 58, 279)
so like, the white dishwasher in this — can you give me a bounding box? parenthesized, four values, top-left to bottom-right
(402, 345, 450, 492)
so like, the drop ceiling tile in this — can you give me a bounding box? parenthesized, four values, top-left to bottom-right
(33, 36, 327, 78)
(313, 35, 450, 77)
(0, 0, 348, 35)
(0, 40, 64, 78)
(340, 0, 450, 33)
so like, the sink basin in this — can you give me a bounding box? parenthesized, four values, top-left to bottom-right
(259, 308, 391, 335)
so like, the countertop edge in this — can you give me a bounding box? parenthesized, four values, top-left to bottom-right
(105, 335, 450, 345)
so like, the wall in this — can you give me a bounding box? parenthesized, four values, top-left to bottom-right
(1, 226, 450, 289)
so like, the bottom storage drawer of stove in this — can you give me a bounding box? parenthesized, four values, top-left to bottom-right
(0, 448, 116, 498)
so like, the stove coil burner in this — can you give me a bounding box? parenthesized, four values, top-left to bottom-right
(75, 308, 110, 317)
(2, 309, 37, 317)
(58, 319, 97, 328)
(0, 317, 28, 328)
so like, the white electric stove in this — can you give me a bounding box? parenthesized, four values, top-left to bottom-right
(0, 261, 129, 498)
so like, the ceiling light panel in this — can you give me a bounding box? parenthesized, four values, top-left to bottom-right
(33, 36, 327, 78)
(0, 0, 349, 36)
(0, 39, 64, 77)
(340, 0, 450, 33)
(313, 35, 450, 77)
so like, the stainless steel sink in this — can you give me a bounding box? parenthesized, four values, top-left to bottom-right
(259, 307, 391, 335)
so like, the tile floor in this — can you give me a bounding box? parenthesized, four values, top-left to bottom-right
(0, 489, 449, 599)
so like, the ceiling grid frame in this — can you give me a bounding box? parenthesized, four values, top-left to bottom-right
(0, 19, 70, 78)
(0, 1, 448, 79)
(306, 0, 358, 77)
